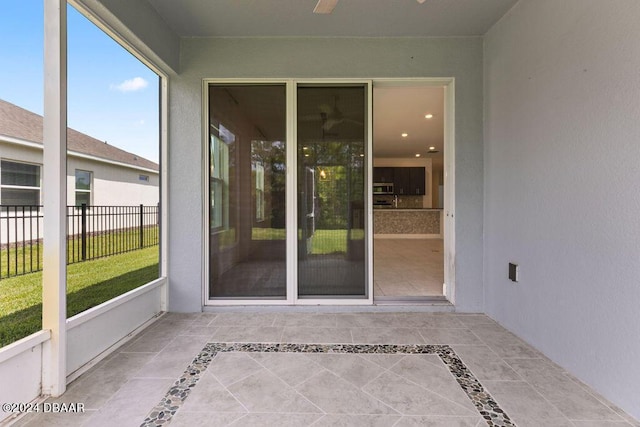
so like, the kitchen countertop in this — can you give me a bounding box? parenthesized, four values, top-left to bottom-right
(373, 208, 441, 235)
(373, 207, 443, 211)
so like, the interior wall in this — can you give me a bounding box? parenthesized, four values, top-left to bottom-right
(169, 37, 484, 312)
(484, 0, 640, 419)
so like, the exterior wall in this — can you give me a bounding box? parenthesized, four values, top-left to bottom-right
(1, 140, 158, 245)
(0, 140, 158, 207)
(0, 332, 48, 423)
(0, 141, 43, 167)
(66, 157, 158, 206)
(169, 37, 484, 312)
(483, 0, 640, 419)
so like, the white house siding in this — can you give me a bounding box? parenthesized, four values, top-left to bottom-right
(484, 0, 640, 419)
(65, 157, 158, 207)
(168, 37, 484, 312)
(1, 140, 158, 244)
(0, 140, 43, 167)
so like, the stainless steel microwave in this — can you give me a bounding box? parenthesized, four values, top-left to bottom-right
(373, 183, 394, 195)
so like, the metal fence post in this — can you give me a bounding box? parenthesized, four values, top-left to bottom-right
(139, 204, 144, 248)
(81, 203, 87, 261)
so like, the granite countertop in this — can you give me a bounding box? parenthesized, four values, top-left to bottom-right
(373, 207, 443, 211)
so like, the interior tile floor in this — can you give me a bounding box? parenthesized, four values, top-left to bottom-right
(10, 312, 640, 427)
(374, 238, 444, 297)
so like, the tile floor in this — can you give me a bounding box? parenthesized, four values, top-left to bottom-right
(374, 239, 444, 297)
(10, 312, 640, 427)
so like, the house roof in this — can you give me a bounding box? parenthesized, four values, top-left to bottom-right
(0, 99, 159, 172)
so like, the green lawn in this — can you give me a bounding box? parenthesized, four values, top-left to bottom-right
(0, 225, 158, 278)
(252, 228, 364, 254)
(0, 246, 159, 348)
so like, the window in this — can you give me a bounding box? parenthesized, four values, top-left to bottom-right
(0, 160, 41, 207)
(210, 129, 231, 230)
(139, 174, 149, 182)
(75, 169, 92, 206)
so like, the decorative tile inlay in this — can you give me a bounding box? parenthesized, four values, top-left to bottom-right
(141, 343, 515, 427)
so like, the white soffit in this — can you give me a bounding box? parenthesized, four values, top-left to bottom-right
(146, 0, 518, 38)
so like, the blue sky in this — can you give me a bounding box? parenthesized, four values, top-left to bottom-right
(0, 1, 159, 163)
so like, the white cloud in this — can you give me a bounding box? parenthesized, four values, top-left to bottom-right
(111, 77, 148, 92)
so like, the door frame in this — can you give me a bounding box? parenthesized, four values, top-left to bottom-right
(202, 77, 455, 306)
(370, 78, 456, 304)
(202, 78, 374, 306)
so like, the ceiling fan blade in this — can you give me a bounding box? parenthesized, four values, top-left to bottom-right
(313, 0, 338, 14)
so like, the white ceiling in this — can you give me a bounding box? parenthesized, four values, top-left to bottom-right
(146, 0, 517, 38)
(146, 0, 515, 167)
(373, 85, 444, 162)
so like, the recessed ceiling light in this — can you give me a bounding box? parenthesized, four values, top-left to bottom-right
(304, 154, 310, 157)
(360, 154, 364, 157)
(425, 114, 433, 119)
(303, 146, 308, 150)
(401, 133, 408, 138)
(415, 153, 421, 157)
(429, 146, 436, 150)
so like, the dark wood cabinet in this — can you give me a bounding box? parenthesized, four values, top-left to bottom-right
(393, 167, 425, 195)
(409, 167, 426, 195)
(373, 167, 394, 183)
(374, 166, 426, 195)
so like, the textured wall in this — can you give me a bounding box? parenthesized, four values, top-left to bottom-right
(484, 0, 640, 419)
(169, 37, 484, 312)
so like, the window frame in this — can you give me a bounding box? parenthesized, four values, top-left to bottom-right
(0, 159, 43, 208)
(74, 169, 93, 208)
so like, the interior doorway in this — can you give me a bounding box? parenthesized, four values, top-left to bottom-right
(371, 82, 448, 301)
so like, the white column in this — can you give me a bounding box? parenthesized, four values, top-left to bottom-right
(159, 76, 169, 311)
(42, 0, 67, 397)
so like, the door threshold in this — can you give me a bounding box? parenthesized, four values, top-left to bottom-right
(203, 300, 454, 313)
(374, 295, 450, 305)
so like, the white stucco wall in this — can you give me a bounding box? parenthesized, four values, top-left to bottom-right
(169, 37, 484, 312)
(484, 0, 640, 419)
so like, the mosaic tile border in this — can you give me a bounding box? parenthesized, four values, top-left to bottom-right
(141, 343, 515, 427)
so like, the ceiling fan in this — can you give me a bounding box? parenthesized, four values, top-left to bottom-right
(314, 0, 426, 14)
(300, 97, 363, 132)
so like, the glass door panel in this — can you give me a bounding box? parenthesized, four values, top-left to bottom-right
(296, 86, 367, 297)
(208, 85, 287, 298)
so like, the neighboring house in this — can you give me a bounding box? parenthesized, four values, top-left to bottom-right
(0, 99, 159, 208)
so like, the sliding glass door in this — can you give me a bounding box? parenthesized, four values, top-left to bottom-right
(296, 86, 367, 298)
(207, 81, 369, 303)
(208, 84, 287, 298)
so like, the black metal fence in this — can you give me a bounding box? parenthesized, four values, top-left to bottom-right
(0, 204, 159, 279)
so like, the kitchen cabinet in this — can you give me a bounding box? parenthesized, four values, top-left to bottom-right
(393, 167, 425, 195)
(373, 167, 394, 183)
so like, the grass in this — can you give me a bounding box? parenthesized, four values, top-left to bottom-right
(0, 225, 158, 278)
(252, 228, 364, 254)
(0, 246, 159, 348)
